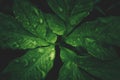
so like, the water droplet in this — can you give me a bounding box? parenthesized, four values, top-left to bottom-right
(73, 40, 76, 44)
(77, 38, 80, 41)
(58, 7, 63, 12)
(38, 48, 44, 53)
(39, 18, 43, 24)
(23, 59, 29, 67)
(33, 24, 37, 28)
(87, 12, 90, 15)
(15, 16, 19, 19)
(32, 58, 36, 62)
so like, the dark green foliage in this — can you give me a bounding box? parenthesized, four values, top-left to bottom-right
(0, 0, 120, 80)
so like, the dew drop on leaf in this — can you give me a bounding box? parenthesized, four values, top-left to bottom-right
(38, 48, 44, 53)
(39, 18, 43, 24)
(33, 24, 37, 28)
(15, 16, 19, 19)
(58, 7, 63, 12)
(77, 38, 80, 41)
(32, 58, 36, 62)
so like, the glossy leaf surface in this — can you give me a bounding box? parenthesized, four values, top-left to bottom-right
(0, 13, 48, 49)
(45, 14, 66, 35)
(1, 46, 55, 80)
(14, 0, 47, 38)
(47, 0, 94, 33)
(66, 17, 120, 60)
(60, 47, 120, 80)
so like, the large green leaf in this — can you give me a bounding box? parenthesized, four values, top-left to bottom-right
(45, 13, 66, 35)
(79, 56, 120, 80)
(60, 47, 120, 80)
(66, 16, 120, 60)
(47, 0, 94, 31)
(0, 45, 55, 80)
(13, 0, 47, 38)
(13, 0, 57, 43)
(58, 62, 94, 80)
(0, 13, 48, 49)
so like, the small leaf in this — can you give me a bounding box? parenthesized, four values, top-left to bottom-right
(45, 14, 66, 35)
(1, 45, 55, 80)
(14, 0, 47, 38)
(0, 13, 48, 49)
(66, 16, 120, 60)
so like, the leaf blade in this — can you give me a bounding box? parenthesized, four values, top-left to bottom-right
(66, 16, 120, 60)
(58, 62, 94, 80)
(1, 45, 55, 80)
(0, 13, 48, 49)
(14, 0, 47, 38)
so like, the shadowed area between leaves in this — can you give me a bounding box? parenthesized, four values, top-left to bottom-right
(45, 36, 63, 80)
(0, 48, 27, 72)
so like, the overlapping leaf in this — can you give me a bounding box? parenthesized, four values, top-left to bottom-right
(14, 0, 47, 38)
(47, 0, 94, 33)
(45, 13, 66, 35)
(79, 56, 120, 80)
(0, 45, 55, 80)
(66, 16, 120, 60)
(60, 47, 120, 80)
(58, 62, 94, 80)
(0, 0, 120, 80)
(0, 13, 48, 49)
(13, 0, 58, 43)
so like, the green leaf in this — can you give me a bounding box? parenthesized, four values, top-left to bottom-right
(79, 56, 120, 80)
(45, 29, 57, 43)
(0, 13, 48, 49)
(14, 0, 47, 38)
(45, 14, 66, 35)
(60, 47, 78, 62)
(59, 47, 94, 80)
(66, 16, 120, 60)
(58, 62, 94, 80)
(1, 45, 55, 80)
(47, 0, 94, 28)
(60, 47, 120, 80)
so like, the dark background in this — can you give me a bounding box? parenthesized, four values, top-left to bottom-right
(0, 0, 120, 80)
